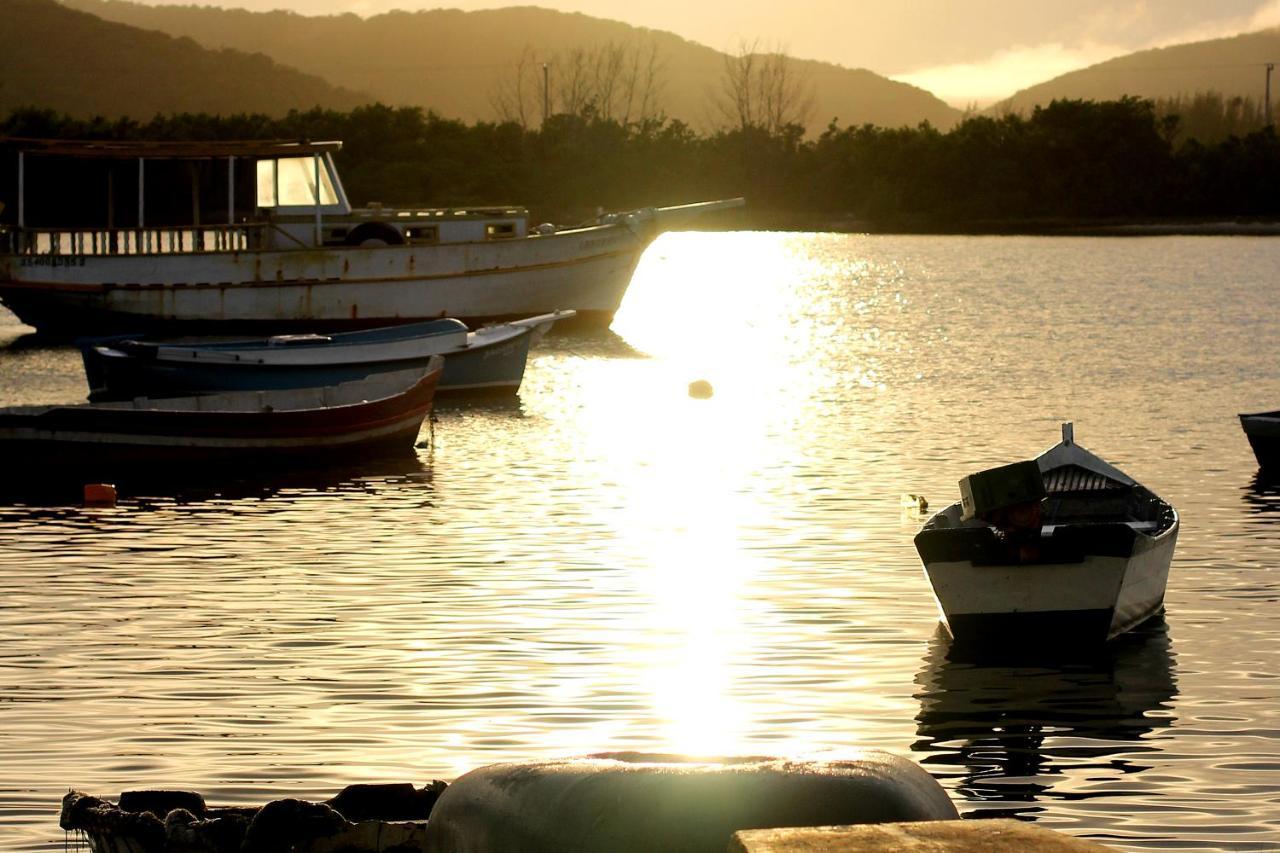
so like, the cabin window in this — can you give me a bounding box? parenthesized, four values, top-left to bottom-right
(256, 160, 276, 207)
(256, 157, 338, 208)
(405, 225, 438, 243)
(486, 222, 516, 239)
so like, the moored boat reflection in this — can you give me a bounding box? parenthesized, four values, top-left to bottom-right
(0, 453, 434, 508)
(1241, 471, 1280, 518)
(912, 620, 1177, 819)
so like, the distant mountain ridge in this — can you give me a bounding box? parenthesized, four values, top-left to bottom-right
(57, 0, 963, 133)
(993, 27, 1280, 115)
(2, 0, 369, 120)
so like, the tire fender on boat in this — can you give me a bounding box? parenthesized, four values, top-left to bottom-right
(345, 223, 405, 247)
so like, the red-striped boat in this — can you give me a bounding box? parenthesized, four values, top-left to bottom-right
(0, 358, 441, 474)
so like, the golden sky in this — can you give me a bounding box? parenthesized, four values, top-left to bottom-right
(122, 1, 1280, 105)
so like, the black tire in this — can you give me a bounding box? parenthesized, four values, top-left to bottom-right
(345, 223, 405, 247)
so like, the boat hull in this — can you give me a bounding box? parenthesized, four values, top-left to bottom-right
(82, 324, 538, 399)
(919, 512, 1178, 647)
(0, 224, 642, 334)
(438, 327, 535, 395)
(0, 367, 441, 477)
(1240, 412, 1280, 469)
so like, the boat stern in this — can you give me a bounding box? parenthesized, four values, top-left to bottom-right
(921, 554, 1128, 647)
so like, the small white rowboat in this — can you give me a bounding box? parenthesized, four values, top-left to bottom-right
(914, 424, 1179, 646)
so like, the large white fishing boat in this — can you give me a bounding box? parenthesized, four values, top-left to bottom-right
(0, 138, 742, 334)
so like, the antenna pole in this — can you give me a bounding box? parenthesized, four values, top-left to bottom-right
(540, 62, 550, 126)
(1266, 63, 1275, 127)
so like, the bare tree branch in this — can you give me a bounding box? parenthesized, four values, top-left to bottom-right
(710, 39, 814, 134)
(489, 46, 540, 129)
(490, 39, 668, 128)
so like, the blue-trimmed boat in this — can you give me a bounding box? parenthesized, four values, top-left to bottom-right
(79, 311, 572, 400)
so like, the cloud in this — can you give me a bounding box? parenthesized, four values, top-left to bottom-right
(1249, 0, 1280, 28)
(892, 41, 1129, 109)
(1139, 0, 1280, 47)
(894, 1, 1280, 109)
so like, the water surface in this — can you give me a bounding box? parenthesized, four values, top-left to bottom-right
(0, 233, 1278, 850)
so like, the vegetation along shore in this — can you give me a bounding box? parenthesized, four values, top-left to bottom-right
(3, 95, 1277, 235)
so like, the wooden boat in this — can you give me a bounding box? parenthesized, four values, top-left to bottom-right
(78, 310, 571, 400)
(913, 424, 1178, 646)
(1238, 410, 1280, 470)
(0, 360, 441, 474)
(0, 138, 743, 335)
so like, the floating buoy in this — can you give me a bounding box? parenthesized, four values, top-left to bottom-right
(688, 379, 714, 399)
(83, 483, 118, 508)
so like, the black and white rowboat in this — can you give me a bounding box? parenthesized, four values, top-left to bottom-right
(913, 424, 1179, 647)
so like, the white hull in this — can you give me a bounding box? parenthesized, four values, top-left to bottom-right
(0, 223, 642, 332)
(1109, 527, 1178, 636)
(922, 517, 1177, 642)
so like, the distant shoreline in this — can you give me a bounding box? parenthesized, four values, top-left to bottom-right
(736, 211, 1280, 236)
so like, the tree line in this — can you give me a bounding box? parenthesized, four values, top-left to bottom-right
(2, 94, 1277, 230)
(1153, 92, 1278, 146)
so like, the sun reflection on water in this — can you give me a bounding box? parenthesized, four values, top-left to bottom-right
(560, 231, 878, 757)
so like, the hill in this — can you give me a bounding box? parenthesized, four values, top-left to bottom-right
(2, 0, 370, 119)
(59, 0, 962, 133)
(993, 28, 1280, 115)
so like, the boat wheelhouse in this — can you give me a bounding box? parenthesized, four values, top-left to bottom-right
(0, 138, 741, 334)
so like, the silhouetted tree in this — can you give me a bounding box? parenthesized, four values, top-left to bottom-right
(710, 40, 815, 135)
(490, 39, 667, 130)
(1156, 91, 1272, 145)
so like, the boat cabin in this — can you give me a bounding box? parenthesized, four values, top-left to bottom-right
(0, 138, 529, 256)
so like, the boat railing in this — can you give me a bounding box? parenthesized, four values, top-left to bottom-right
(1, 224, 268, 256)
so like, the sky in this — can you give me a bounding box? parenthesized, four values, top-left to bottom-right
(124, 0, 1280, 106)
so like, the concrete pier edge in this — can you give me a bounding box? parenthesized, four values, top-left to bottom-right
(731, 819, 1115, 851)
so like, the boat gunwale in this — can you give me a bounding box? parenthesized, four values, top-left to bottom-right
(0, 362, 441, 421)
(916, 435, 1179, 545)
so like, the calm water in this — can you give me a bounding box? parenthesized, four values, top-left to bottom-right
(1, 233, 1278, 851)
